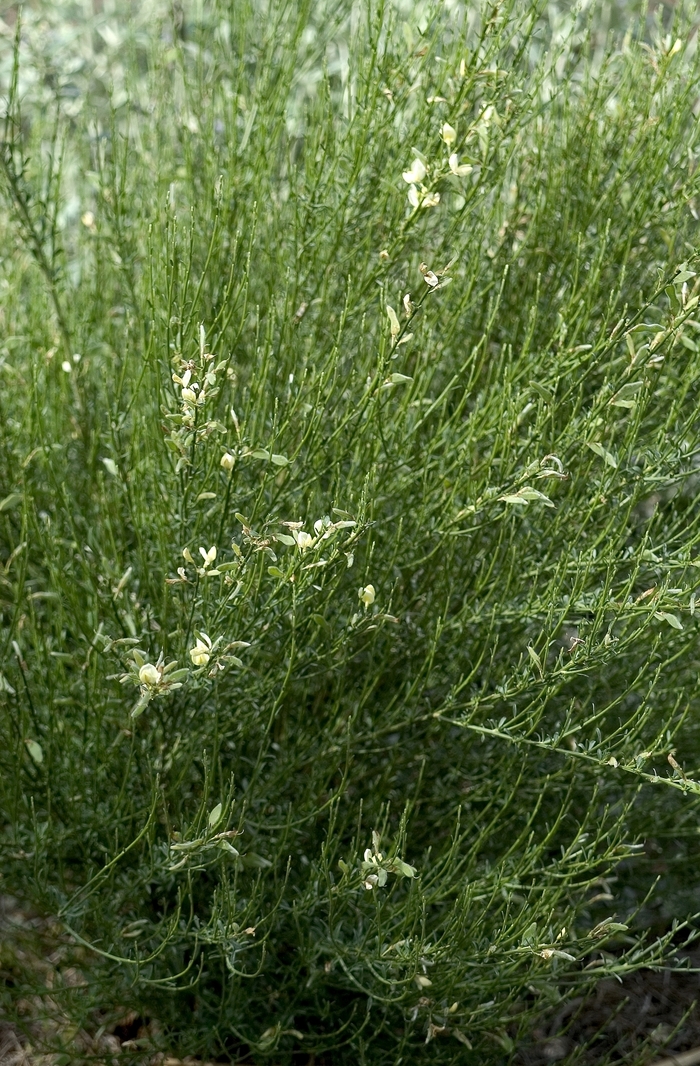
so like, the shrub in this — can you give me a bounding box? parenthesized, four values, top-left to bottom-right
(2, 0, 700, 1062)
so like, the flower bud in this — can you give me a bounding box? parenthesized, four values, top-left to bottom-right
(220, 452, 235, 472)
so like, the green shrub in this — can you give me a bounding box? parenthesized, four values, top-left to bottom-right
(2, 0, 700, 1061)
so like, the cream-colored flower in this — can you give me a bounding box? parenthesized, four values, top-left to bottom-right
(359, 584, 376, 607)
(139, 663, 161, 687)
(449, 153, 473, 176)
(294, 530, 315, 550)
(420, 263, 440, 288)
(407, 184, 421, 209)
(199, 545, 217, 568)
(402, 158, 427, 184)
(173, 369, 192, 387)
(220, 452, 235, 472)
(181, 386, 197, 404)
(190, 633, 212, 666)
(421, 191, 440, 208)
(441, 122, 457, 145)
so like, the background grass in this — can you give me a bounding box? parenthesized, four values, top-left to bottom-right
(3, 0, 700, 1062)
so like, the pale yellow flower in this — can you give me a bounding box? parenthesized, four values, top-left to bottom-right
(441, 122, 457, 145)
(190, 633, 212, 666)
(449, 153, 473, 176)
(402, 158, 427, 184)
(294, 530, 315, 550)
(359, 584, 376, 607)
(199, 545, 217, 568)
(139, 663, 160, 687)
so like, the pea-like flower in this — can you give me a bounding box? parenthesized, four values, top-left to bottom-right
(294, 530, 316, 551)
(449, 153, 473, 176)
(199, 545, 217, 568)
(138, 663, 161, 687)
(359, 584, 376, 608)
(220, 452, 235, 472)
(190, 633, 213, 666)
(441, 122, 457, 145)
(120, 650, 189, 719)
(402, 158, 427, 184)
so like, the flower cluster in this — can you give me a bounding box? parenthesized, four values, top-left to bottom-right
(360, 831, 417, 890)
(274, 515, 357, 553)
(401, 121, 473, 210)
(188, 631, 251, 676)
(119, 649, 188, 718)
(402, 157, 440, 209)
(163, 325, 227, 471)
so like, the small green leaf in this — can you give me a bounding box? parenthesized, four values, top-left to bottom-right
(251, 449, 270, 461)
(268, 566, 285, 578)
(196, 491, 217, 501)
(25, 739, 43, 765)
(338, 859, 350, 875)
(542, 948, 577, 961)
(589, 918, 629, 938)
(389, 372, 413, 384)
(167, 668, 189, 681)
(0, 493, 22, 513)
(530, 381, 554, 404)
(499, 487, 554, 508)
(209, 802, 223, 828)
(275, 533, 296, 546)
(520, 921, 538, 948)
(527, 645, 542, 673)
(453, 1030, 473, 1049)
(130, 692, 151, 718)
(655, 611, 683, 630)
(271, 453, 289, 466)
(610, 381, 643, 408)
(395, 860, 417, 878)
(218, 839, 239, 856)
(0, 672, 15, 694)
(587, 442, 618, 468)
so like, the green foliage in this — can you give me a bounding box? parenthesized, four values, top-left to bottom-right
(2, 0, 700, 1062)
